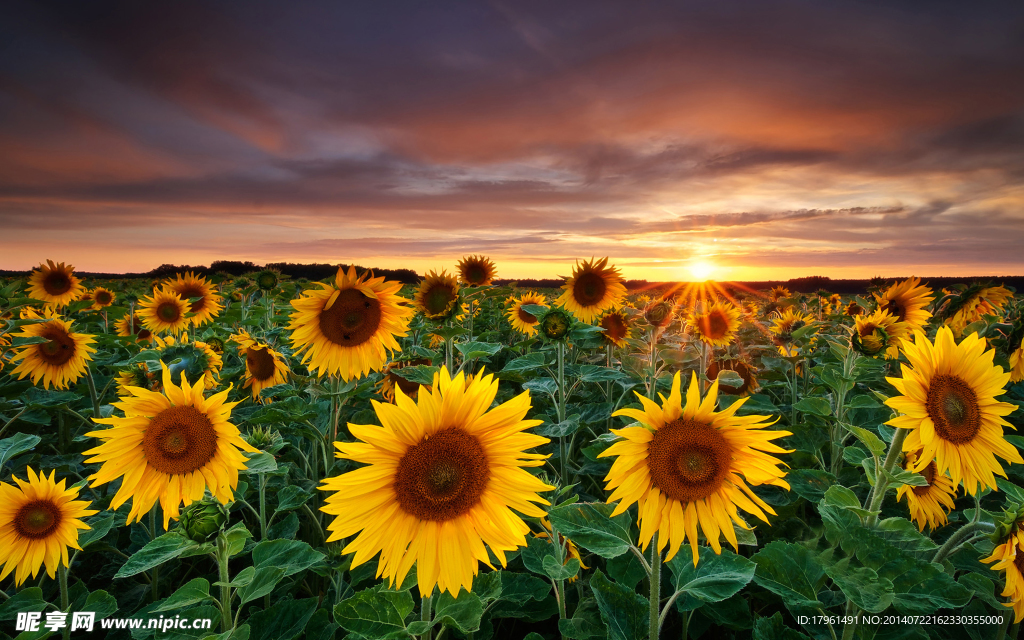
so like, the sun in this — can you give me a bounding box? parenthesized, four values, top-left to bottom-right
(688, 260, 715, 282)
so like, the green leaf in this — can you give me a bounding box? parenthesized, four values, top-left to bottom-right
(237, 567, 287, 605)
(431, 590, 484, 634)
(523, 377, 557, 395)
(542, 556, 581, 581)
(578, 365, 629, 383)
(153, 578, 214, 612)
(274, 485, 311, 512)
(820, 555, 894, 613)
(242, 452, 279, 474)
(667, 545, 756, 610)
(333, 587, 414, 640)
(391, 364, 439, 386)
(432, 326, 470, 340)
(521, 534, 559, 577)
(847, 395, 882, 409)
(0, 587, 46, 621)
(839, 422, 886, 457)
(752, 612, 812, 640)
(751, 541, 827, 611)
(958, 573, 1003, 610)
(77, 512, 116, 548)
(823, 485, 863, 509)
(608, 551, 647, 590)
(547, 502, 634, 559)
(252, 539, 326, 577)
(200, 625, 251, 640)
(80, 589, 119, 620)
(0, 433, 42, 470)
(873, 518, 938, 553)
(590, 570, 648, 640)
(715, 370, 746, 388)
(455, 341, 502, 359)
(216, 566, 256, 588)
(793, 397, 832, 417)
(482, 571, 556, 622)
(223, 522, 253, 557)
(248, 597, 318, 640)
(558, 597, 606, 639)
(536, 415, 582, 438)
(501, 352, 548, 372)
(786, 469, 837, 503)
(115, 531, 198, 578)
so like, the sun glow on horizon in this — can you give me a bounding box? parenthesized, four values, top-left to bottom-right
(688, 259, 716, 282)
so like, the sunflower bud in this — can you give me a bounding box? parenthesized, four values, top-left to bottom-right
(204, 336, 225, 354)
(245, 425, 285, 454)
(539, 308, 571, 341)
(851, 324, 889, 357)
(178, 497, 229, 542)
(644, 300, 674, 328)
(254, 270, 280, 292)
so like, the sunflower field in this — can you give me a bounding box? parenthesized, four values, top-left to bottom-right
(1, 257, 1024, 640)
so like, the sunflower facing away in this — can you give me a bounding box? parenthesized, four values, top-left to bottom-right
(153, 334, 223, 390)
(601, 371, 791, 565)
(90, 286, 116, 310)
(769, 308, 815, 355)
(26, 260, 86, 308)
(115, 313, 153, 343)
(164, 272, 224, 327)
(982, 521, 1024, 623)
(9, 314, 96, 390)
(319, 368, 553, 596)
(874, 277, 934, 333)
(706, 359, 758, 396)
(457, 255, 497, 286)
(116, 363, 154, 395)
(289, 266, 414, 380)
(599, 309, 632, 348)
(138, 288, 191, 335)
(0, 468, 98, 586)
(845, 300, 865, 316)
(1011, 337, 1024, 383)
(555, 258, 627, 324)
(944, 285, 1014, 336)
(689, 302, 742, 347)
(895, 450, 956, 532)
(229, 330, 289, 402)
(885, 327, 1021, 495)
(851, 309, 907, 359)
(85, 366, 258, 529)
(507, 292, 546, 337)
(767, 286, 791, 303)
(375, 358, 432, 402)
(414, 269, 462, 322)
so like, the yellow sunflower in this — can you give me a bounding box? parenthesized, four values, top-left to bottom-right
(555, 258, 627, 324)
(85, 366, 258, 529)
(90, 286, 116, 310)
(506, 292, 546, 337)
(601, 371, 791, 565)
(115, 313, 154, 344)
(599, 309, 632, 348)
(9, 315, 96, 390)
(116, 363, 154, 395)
(375, 358, 433, 402)
(26, 260, 86, 308)
(845, 301, 864, 316)
(885, 327, 1021, 495)
(164, 272, 224, 327)
(0, 468, 98, 586)
(874, 277, 934, 333)
(456, 255, 497, 286)
(1011, 337, 1024, 384)
(982, 525, 1024, 623)
(706, 359, 758, 396)
(319, 368, 553, 596)
(945, 285, 1014, 336)
(138, 288, 191, 335)
(289, 266, 414, 381)
(229, 330, 289, 402)
(689, 302, 742, 347)
(851, 309, 907, 359)
(895, 450, 955, 532)
(769, 308, 815, 355)
(153, 334, 223, 390)
(415, 270, 461, 321)
(767, 286, 791, 303)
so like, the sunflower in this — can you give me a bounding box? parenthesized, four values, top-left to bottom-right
(164, 272, 224, 327)
(538, 307, 572, 342)
(289, 266, 414, 380)
(851, 309, 907, 359)
(153, 334, 223, 390)
(829, 294, 842, 308)
(706, 359, 758, 396)
(138, 288, 190, 335)
(767, 286, 791, 303)
(375, 358, 433, 402)
(507, 292, 546, 337)
(874, 277, 934, 333)
(634, 294, 652, 308)
(885, 327, 1021, 495)
(534, 519, 590, 584)
(116, 363, 154, 395)
(114, 313, 154, 344)
(252, 269, 282, 292)
(982, 522, 1024, 623)
(1011, 337, 1024, 384)
(229, 330, 289, 402)
(9, 315, 96, 390)
(845, 301, 864, 316)
(90, 286, 116, 310)
(555, 258, 627, 324)
(85, 366, 258, 529)
(895, 450, 956, 532)
(644, 299, 675, 330)
(601, 371, 791, 564)
(945, 285, 1014, 336)
(457, 255, 497, 286)
(769, 308, 815, 355)
(689, 303, 741, 348)
(26, 260, 86, 308)
(319, 368, 553, 596)
(0, 468, 98, 587)
(415, 270, 462, 322)
(599, 309, 632, 348)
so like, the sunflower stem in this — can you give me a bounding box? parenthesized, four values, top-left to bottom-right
(258, 473, 268, 541)
(58, 564, 70, 640)
(57, 411, 68, 455)
(931, 520, 995, 564)
(420, 590, 434, 640)
(865, 427, 908, 527)
(557, 341, 567, 487)
(216, 533, 232, 633)
(0, 407, 26, 440)
(150, 507, 159, 601)
(85, 364, 101, 419)
(649, 531, 661, 640)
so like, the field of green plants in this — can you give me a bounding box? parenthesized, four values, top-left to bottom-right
(0, 258, 1023, 640)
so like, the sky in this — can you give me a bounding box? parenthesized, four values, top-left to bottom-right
(1, 1, 1023, 282)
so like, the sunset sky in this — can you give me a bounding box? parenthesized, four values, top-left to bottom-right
(2, 1, 1023, 281)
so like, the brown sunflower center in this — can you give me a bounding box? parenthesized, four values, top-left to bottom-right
(925, 374, 980, 445)
(465, 265, 487, 285)
(602, 314, 627, 342)
(573, 271, 607, 307)
(157, 301, 182, 323)
(884, 300, 906, 322)
(95, 290, 113, 305)
(1016, 548, 1024, 577)
(517, 306, 537, 324)
(707, 360, 751, 395)
(37, 324, 76, 366)
(43, 271, 72, 296)
(143, 405, 219, 475)
(319, 288, 382, 346)
(912, 460, 937, 496)
(648, 419, 731, 503)
(394, 427, 489, 522)
(423, 285, 457, 316)
(176, 285, 206, 312)
(138, 328, 153, 341)
(14, 500, 62, 540)
(701, 311, 729, 339)
(246, 346, 276, 381)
